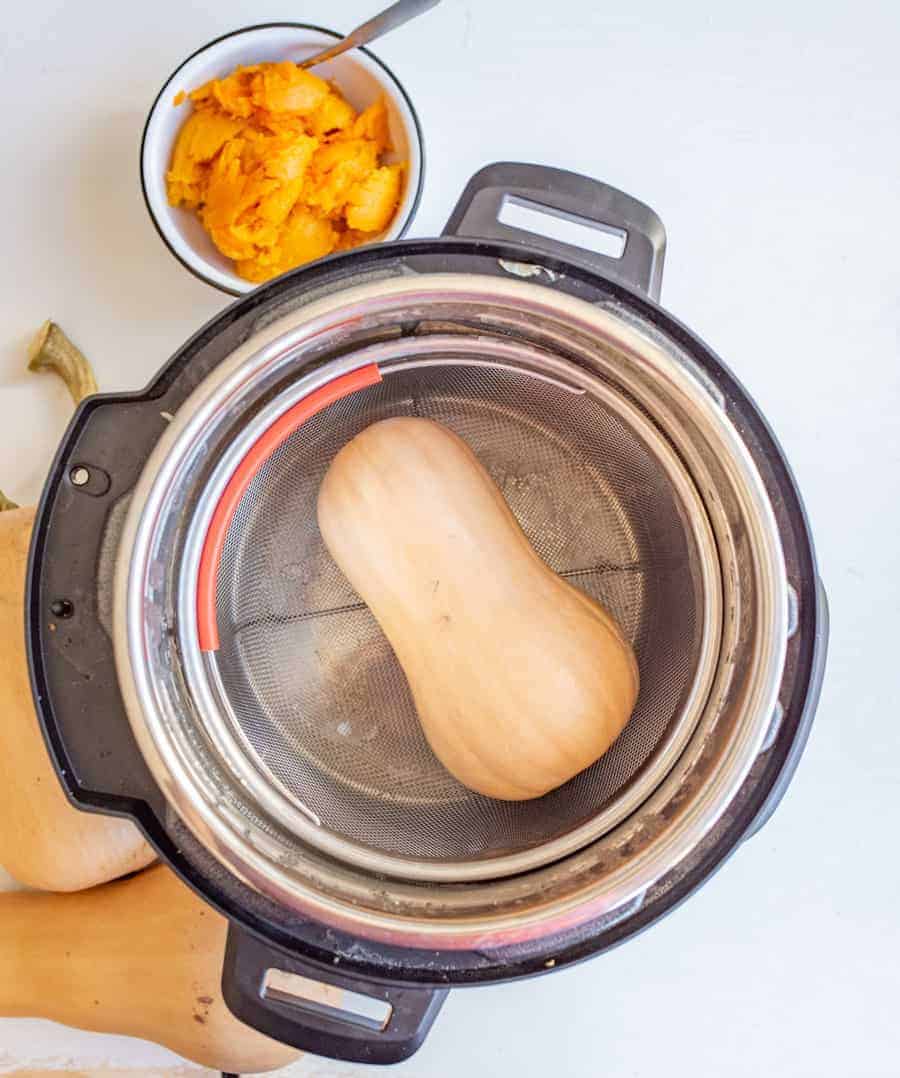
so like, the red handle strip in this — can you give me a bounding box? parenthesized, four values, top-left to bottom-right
(196, 364, 382, 651)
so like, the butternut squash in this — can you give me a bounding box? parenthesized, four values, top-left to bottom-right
(317, 418, 639, 800)
(167, 62, 405, 283)
(0, 863, 332, 1071)
(0, 507, 156, 891)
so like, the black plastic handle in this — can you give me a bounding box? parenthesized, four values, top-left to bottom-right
(222, 925, 448, 1065)
(443, 161, 666, 300)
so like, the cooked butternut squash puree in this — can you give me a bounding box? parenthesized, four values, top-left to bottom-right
(166, 62, 404, 283)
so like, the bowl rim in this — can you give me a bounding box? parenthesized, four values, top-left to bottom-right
(140, 21, 426, 296)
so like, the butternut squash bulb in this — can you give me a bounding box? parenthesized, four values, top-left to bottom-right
(0, 506, 156, 891)
(0, 864, 330, 1071)
(317, 418, 639, 800)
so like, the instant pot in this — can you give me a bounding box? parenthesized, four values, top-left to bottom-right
(27, 164, 827, 1064)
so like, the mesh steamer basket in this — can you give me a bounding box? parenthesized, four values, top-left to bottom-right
(28, 164, 827, 1065)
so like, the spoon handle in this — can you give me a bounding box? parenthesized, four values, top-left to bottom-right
(298, 0, 442, 69)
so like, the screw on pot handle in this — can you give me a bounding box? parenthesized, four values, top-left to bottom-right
(221, 925, 448, 1065)
(443, 162, 667, 301)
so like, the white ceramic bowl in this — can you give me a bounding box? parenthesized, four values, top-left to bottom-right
(141, 23, 424, 295)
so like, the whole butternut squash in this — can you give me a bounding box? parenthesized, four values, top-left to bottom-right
(0, 506, 156, 890)
(317, 418, 639, 800)
(0, 863, 331, 1071)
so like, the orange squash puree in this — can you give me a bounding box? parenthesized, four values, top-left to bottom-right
(166, 62, 404, 283)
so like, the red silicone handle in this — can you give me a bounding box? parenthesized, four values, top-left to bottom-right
(196, 364, 382, 651)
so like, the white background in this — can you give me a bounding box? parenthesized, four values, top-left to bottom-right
(2, 1, 899, 1075)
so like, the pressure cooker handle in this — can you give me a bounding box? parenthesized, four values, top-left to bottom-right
(443, 161, 667, 300)
(221, 925, 448, 1065)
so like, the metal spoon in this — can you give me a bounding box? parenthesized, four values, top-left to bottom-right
(298, 0, 442, 70)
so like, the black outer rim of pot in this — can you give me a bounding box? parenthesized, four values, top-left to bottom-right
(26, 236, 826, 988)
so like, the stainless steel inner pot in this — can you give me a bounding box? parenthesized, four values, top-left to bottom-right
(114, 273, 788, 947)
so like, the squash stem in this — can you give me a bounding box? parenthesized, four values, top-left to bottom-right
(27, 321, 98, 405)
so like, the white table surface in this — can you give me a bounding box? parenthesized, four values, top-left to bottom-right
(2, 1, 899, 1075)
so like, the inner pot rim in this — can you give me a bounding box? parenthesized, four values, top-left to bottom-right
(113, 273, 788, 948)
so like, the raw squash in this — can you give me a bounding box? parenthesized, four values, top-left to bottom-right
(0, 506, 156, 891)
(317, 418, 639, 800)
(0, 863, 336, 1071)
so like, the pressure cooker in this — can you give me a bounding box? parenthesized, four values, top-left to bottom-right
(27, 163, 828, 1064)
